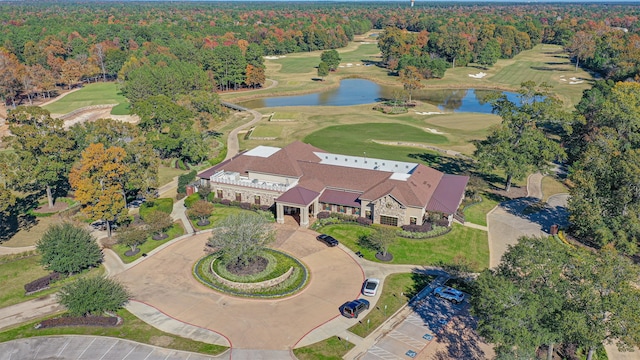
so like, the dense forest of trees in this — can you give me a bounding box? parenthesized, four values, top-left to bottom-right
(0, 2, 638, 107)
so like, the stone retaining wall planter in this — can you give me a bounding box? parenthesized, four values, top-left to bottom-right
(210, 259, 294, 290)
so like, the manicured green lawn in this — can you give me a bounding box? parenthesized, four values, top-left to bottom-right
(42, 82, 128, 114)
(321, 223, 489, 271)
(0, 309, 228, 356)
(272, 56, 319, 74)
(112, 222, 185, 263)
(463, 192, 504, 227)
(304, 123, 450, 164)
(251, 124, 283, 138)
(0, 253, 105, 308)
(542, 175, 569, 202)
(271, 111, 300, 120)
(293, 336, 354, 360)
(348, 273, 434, 338)
(193, 204, 274, 231)
(338, 43, 380, 64)
(158, 166, 188, 187)
(110, 102, 130, 115)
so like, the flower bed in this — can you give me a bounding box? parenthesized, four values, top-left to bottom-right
(37, 315, 120, 329)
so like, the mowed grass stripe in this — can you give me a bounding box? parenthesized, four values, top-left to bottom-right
(43, 82, 128, 114)
(305, 123, 448, 161)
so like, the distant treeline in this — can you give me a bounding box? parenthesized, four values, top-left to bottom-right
(0, 2, 638, 106)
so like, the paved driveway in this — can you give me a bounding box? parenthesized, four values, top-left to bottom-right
(488, 194, 569, 267)
(115, 226, 364, 350)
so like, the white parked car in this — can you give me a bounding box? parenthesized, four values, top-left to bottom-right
(362, 278, 380, 297)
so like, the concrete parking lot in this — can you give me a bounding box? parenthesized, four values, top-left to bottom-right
(0, 336, 229, 360)
(360, 285, 494, 360)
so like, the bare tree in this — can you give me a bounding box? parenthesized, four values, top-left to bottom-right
(93, 43, 107, 82)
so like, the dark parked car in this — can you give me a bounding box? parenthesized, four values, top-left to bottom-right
(340, 299, 370, 319)
(127, 200, 144, 208)
(90, 220, 118, 231)
(316, 234, 339, 247)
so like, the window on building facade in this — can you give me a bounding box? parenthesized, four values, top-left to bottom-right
(339, 206, 345, 213)
(323, 203, 331, 211)
(235, 193, 242, 202)
(217, 190, 223, 198)
(254, 195, 260, 205)
(380, 215, 398, 226)
(410, 217, 417, 225)
(354, 208, 360, 215)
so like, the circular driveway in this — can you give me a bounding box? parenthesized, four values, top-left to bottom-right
(115, 225, 364, 350)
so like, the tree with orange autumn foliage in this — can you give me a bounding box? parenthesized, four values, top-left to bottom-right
(69, 143, 129, 237)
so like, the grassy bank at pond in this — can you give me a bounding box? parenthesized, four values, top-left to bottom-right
(0, 309, 228, 356)
(0, 253, 105, 308)
(320, 223, 489, 271)
(42, 82, 129, 115)
(223, 40, 590, 108)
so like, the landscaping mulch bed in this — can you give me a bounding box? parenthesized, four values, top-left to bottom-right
(197, 219, 211, 226)
(125, 248, 140, 257)
(152, 233, 168, 240)
(375, 252, 393, 262)
(226, 256, 268, 276)
(37, 315, 121, 329)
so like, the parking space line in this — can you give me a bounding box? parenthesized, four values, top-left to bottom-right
(76, 337, 97, 359)
(142, 348, 154, 360)
(98, 339, 118, 360)
(388, 330, 426, 348)
(121, 344, 138, 360)
(56, 338, 71, 357)
(32, 343, 42, 359)
(367, 345, 400, 360)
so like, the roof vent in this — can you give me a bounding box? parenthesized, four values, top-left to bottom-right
(335, 157, 338, 160)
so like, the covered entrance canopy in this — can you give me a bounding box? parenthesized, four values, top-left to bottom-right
(275, 186, 320, 227)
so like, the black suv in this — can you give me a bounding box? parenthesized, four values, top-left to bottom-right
(316, 234, 339, 247)
(340, 299, 370, 319)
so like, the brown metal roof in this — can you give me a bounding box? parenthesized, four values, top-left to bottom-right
(427, 174, 469, 214)
(276, 186, 320, 206)
(197, 142, 467, 214)
(319, 189, 362, 208)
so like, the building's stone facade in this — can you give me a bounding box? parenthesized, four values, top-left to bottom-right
(213, 184, 280, 206)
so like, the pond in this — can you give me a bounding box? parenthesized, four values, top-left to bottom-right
(239, 78, 523, 113)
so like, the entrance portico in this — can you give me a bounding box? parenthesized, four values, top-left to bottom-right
(275, 186, 320, 228)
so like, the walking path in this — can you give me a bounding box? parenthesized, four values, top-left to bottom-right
(0, 295, 63, 331)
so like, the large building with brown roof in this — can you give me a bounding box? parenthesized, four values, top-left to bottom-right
(197, 141, 469, 228)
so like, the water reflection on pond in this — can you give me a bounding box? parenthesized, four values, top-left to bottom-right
(239, 79, 519, 113)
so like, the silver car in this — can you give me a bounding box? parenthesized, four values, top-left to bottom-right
(433, 286, 465, 304)
(362, 278, 380, 297)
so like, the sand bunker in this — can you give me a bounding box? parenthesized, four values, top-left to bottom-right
(468, 72, 487, 79)
(424, 127, 446, 134)
(415, 111, 443, 115)
(264, 56, 286, 60)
